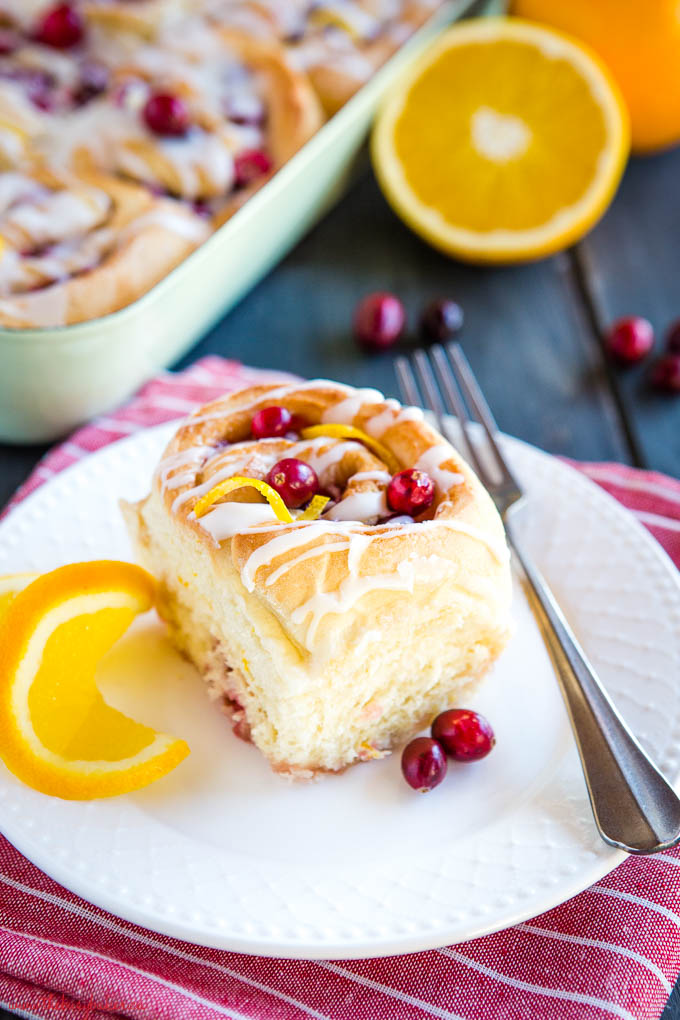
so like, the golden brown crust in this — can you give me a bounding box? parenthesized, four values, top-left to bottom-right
(0, 168, 209, 328)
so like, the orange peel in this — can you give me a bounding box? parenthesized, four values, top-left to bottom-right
(298, 494, 330, 520)
(0, 561, 189, 800)
(193, 475, 294, 523)
(301, 424, 400, 474)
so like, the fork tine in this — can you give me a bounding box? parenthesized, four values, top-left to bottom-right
(446, 342, 521, 489)
(412, 349, 446, 433)
(395, 356, 421, 409)
(429, 344, 486, 479)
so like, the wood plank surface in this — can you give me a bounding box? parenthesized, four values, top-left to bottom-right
(184, 162, 630, 464)
(0, 154, 679, 1020)
(576, 146, 680, 476)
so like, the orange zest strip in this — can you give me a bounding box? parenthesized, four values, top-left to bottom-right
(298, 495, 330, 520)
(301, 424, 400, 474)
(193, 476, 293, 523)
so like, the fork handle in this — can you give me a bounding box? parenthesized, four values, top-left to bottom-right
(506, 520, 680, 855)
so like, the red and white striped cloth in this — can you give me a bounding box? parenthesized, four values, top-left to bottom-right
(2, 355, 680, 1020)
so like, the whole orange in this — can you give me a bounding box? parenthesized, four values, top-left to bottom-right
(512, 0, 680, 153)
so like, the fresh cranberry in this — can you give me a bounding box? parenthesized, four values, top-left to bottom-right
(35, 4, 84, 49)
(401, 737, 447, 792)
(143, 92, 190, 137)
(387, 469, 435, 515)
(0, 29, 20, 55)
(267, 458, 318, 508)
(286, 413, 309, 438)
(420, 298, 464, 342)
(651, 354, 680, 393)
(665, 319, 680, 355)
(353, 292, 405, 351)
(252, 405, 292, 439)
(605, 316, 654, 364)
(432, 709, 495, 762)
(234, 149, 272, 188)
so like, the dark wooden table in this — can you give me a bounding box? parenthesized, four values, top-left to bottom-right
(1, 145, 679, 1019)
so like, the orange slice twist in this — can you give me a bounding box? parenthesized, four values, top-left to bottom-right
(193, 475, 294, 523)
(0, 561, 189, 800)
(300, 424, 400, 474)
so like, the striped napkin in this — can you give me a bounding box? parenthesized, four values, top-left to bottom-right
(1, 355, 680, 1020)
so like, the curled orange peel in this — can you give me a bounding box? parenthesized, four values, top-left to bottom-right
(298, 494, 330, 520)
(300, 424, 400, 474)
(193, 475, 294, 523)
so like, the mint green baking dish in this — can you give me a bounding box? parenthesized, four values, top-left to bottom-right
(0, 0, 491, 443)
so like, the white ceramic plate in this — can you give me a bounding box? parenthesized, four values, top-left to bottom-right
(0, 424, 679, 960)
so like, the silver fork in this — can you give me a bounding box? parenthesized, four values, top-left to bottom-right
(396, 342, 680, 855)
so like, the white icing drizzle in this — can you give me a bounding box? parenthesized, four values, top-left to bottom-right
(181, 379, 346, 428)
(265, 540, 350, 587)
(240, 521, 343, 591)
(156, 445, 212, 488)
(321, 388, 384, 424)
(292, 438, 364, 481)
(292, 561, 417, 647)
(119, 207, 211, 244)
(198, 501, 279, 542)
(350, 470, 392, 484)
(364, 402, 425, 438)
(327, 489, 387, 523)
(158, 383, 505, 650)
(415, 444, 465, 492)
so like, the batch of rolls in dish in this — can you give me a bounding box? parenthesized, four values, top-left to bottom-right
(0, 0, 440, 327)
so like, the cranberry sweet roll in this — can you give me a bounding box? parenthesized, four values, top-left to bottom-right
(124, 381, 513, 778)
(0, 168, 209, 326)
(60, 19, 322, 220)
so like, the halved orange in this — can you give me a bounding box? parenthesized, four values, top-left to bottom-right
(512, 0, 680, 153)
(0, 561, 189, 800)
(372, 18, 630, 263)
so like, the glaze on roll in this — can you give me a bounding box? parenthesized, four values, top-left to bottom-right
(124, 380, 513, 778)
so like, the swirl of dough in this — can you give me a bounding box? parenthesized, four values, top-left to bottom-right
(0, 167, 209, 326)
(151, 380, 510, 651)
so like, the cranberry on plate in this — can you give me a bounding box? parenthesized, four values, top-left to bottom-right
(387, 469, 435, 516)
(420, 298, 464, 342)
(143, 92, 190, 137)
(353, 292, 405, 351)
(234, 149, 272, 188)
(252, 405, 292, 439)
(35, 4, 84, 49)
(432, 709, 495, 762)
(401, 737, 447, 792)
(267, 458, 318, 508)
(605, 316, 654, 364)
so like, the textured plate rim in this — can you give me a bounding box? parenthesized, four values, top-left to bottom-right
(0, 423, 678, 959)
